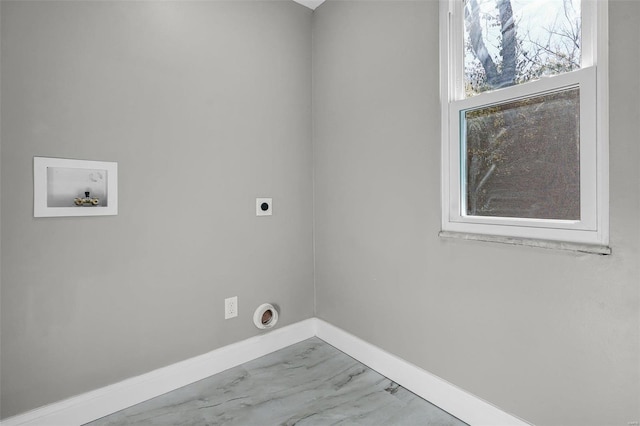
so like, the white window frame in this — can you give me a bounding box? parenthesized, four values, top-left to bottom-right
(439, 0, 609, 250)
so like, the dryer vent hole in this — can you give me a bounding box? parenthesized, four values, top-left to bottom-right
(254, 303, 278, 329)
(261, 309, 273, 325)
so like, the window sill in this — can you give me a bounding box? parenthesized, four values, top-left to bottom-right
(438, 231, 611, 255)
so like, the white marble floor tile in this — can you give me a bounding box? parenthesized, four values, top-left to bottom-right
(86, 337, 467, 426)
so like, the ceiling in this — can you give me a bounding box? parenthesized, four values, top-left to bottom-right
(292, 0, 326, 10)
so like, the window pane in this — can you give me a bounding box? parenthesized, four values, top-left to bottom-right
(464, 88, 580, 220)
(464, 0, 581, 96)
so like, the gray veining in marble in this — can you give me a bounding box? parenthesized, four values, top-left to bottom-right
(86, 337, 467, 425)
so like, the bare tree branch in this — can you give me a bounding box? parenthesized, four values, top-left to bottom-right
(496, 0, 516, 87)
(465, 0, 499, 85)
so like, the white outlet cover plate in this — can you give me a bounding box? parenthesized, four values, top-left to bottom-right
(256, 198, 272, 216)
(225, 296, 238, 319)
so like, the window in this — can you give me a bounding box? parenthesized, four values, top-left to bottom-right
(440, 0, 609, 250)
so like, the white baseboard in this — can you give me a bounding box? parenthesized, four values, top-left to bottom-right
(1, 318, 530, 426)
(0, 319, 317, 426)
(314, 318, 531, 426)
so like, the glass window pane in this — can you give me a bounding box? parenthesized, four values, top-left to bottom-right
(464, 0, 581, 96)
(464, 87, 580, 220)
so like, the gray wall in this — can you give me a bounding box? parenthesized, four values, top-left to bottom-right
(313, 1, 640, 426)
(0, 1, 314, 418)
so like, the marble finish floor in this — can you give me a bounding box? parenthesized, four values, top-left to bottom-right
(86, 337, 467, 425)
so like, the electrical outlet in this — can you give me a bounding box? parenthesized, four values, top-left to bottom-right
(225, 296, 238, 319)
(256, 198, 272, 216)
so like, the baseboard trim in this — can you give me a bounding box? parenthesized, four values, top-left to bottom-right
(2, 317, 529, 426)
(0, 319, 317, 426)
(314, 318, 531, 426)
